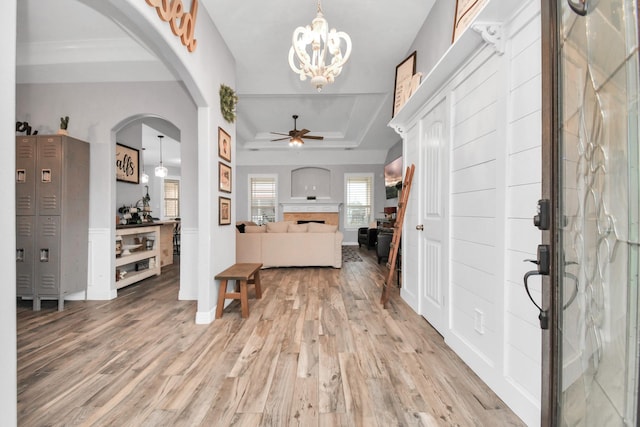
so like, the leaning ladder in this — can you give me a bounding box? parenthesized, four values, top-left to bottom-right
(381, 163, 415, 308)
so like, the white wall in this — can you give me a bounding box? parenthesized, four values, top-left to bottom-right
(1, 1, 17, 424)
(236, 163, 385, 244)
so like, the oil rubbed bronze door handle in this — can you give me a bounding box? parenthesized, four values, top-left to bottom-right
(568, 0, 588, 16)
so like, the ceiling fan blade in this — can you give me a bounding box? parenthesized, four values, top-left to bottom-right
(270, 137, 290, 142)
(270, 131, 289, 136)
(302, 135, 324, 140)
(298, 129, 310, 136)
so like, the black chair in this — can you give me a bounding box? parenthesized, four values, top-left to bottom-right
(358, 227, 377, 249)
(376, 230, 393, 264)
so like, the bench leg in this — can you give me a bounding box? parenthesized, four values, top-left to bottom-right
(253, 271, 262, 299)
(216, 279, 228, 319)
(240, 280, 249, 318)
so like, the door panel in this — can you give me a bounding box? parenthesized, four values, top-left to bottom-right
(419, 98, 449, 333)
(543, 0, 640, 424)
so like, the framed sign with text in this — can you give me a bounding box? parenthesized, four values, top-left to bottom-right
(452, 0, 488, 43)
(116, 143, 140, 184)
(392, 51, 417, 118)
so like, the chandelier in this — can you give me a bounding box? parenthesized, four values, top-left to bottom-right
(288, 0, 352, 92)
(154, 135, 168, 178)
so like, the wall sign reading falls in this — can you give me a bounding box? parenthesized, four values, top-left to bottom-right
(145, 0, 198, 52)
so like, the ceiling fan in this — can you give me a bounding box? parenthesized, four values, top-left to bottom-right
(270, 114, 324, 146)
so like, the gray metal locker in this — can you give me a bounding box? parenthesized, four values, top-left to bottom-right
(15, 135, 90, 311)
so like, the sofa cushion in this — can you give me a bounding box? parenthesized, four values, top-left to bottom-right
(308, 222, 338, 233)
(266, 221, 291, 233)
(245, 225, 266, 233)
(288, 223, 308, 233)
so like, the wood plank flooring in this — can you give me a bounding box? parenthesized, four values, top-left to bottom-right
(17, 248, 526, 426)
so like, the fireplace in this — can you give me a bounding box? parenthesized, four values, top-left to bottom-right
(280, 202, 342, 226)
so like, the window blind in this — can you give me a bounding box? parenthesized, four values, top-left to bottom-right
(345, 175, 372, 228)
(164, 179, 180, 218)
(250, 177, 277, 223)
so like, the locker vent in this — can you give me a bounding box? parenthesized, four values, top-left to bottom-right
(42, 196, 58, 210)
(42, 145, 58, 158)
(40, 275, 56, 290)
(17, 145, 34, 158)
(17, 221, 33, 236)
(17, 275, 32, 289)
(17, 196, 33, 211)
(42, 222, 57, 236)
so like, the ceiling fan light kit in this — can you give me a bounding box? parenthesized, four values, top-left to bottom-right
(288, 0, 352, 92)
(271, 115, 324, 147)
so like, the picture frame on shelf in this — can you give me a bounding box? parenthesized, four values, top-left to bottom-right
(219, 197, 231, 225)
(218, 127, 231, 162)
(219, 162, 232, 193)
(392, 51, 416, 118)
(116, 143, 140, 184)
(452, 0, 488, 43)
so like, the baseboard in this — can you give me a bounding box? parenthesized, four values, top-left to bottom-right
(195, 307, 216, 324)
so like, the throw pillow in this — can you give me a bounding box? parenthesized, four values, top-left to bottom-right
(245, 225, 266, 233)
(288, 223, 308, 233)
(266, 221, 290, 233)
(236, 223, 246, 233)
(307, 222, 338, 233)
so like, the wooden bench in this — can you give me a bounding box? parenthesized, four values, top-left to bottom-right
(215, 263, 263, 319)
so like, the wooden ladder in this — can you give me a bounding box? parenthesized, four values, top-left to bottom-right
(381, 163, 415, 307)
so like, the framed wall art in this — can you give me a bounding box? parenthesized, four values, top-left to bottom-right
(219, 162, 232, 193)
(392, 51, 416, 118)
(452, 0, 488, 43)
(219, 197, 231, 225)
(116, 143, 140, 184)
(218, 127, 231, 162)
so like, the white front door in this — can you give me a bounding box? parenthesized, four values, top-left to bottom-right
(418, 98, 449, 334)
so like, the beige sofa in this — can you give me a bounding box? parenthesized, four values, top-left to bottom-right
(236, 221, 343, 268)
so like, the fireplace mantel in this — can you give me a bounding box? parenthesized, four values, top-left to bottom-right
(280, 201, 342, 213)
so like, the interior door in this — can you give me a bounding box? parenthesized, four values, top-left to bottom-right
(418, 98, 449, 334)
(540, 0, 640, 424)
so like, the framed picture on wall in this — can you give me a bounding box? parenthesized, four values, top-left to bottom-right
(452, 0, 488, 43)
(219, 162, 232, 193)
(219, 197, 231, 225)
(218, 127, 231, 162)
(115, 143, 140, 184)
(392, 51, 416, 118)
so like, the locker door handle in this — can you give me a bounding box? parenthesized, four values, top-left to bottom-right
(16, 249, 24, 262)
(40, 249, 49, 262)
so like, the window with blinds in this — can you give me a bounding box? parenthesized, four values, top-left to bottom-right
(249, 175, 277, 224)
(164, 179, 180, 218)
(345, 174, 373, 229)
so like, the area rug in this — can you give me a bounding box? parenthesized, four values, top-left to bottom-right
(342, 246, 363, 262)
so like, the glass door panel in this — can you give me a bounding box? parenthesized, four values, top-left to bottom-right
(556, 0, 640, 424)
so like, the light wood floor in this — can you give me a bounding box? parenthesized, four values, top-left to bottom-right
(17, 248, 525, 426)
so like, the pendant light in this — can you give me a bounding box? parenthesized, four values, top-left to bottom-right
(154, 135, 168, 178)
(140, 147, 149, 183)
